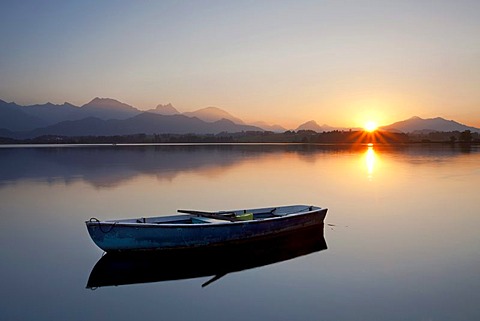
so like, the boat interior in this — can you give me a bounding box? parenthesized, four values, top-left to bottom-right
(106, 205, 319, 225)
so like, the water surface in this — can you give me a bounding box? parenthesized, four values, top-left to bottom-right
(0, 144, 479, 320)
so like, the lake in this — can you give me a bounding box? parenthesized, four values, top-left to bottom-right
(0, 143, 479, 320)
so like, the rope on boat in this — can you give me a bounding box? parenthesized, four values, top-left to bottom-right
(89, 217, 117, 233)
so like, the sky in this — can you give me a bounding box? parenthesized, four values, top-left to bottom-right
(1, 0, 479, 128)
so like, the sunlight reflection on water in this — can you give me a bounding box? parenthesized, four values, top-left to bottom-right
(365, 145, 376, 180)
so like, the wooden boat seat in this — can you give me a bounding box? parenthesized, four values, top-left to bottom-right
(192, 217, 224, 224)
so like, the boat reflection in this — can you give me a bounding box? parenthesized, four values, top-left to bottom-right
(86, 223, 327, 288)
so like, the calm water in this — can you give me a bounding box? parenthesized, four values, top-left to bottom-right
(1, 144, 479, 321)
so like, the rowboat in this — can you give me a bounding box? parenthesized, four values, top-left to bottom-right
(87, 223, 327, 288)
(85, 204, 327, 252)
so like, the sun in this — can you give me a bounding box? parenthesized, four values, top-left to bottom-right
(364, 121, 378, 132)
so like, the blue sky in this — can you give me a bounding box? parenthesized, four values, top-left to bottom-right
(1, 0, 479, 127)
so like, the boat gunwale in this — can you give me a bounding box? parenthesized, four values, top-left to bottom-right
(86, 207, 326, 229)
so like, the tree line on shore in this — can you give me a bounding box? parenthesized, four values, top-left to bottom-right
(0, 129, 478, 145)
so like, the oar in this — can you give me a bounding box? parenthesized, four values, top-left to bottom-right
(177, 210, 240, 222)
(201, 273, 227, 287)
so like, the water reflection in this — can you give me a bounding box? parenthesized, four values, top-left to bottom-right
(1, 143, 480, 320)
(87, 223, 327, 288)
(365, 145, 377, 180)
(1, 144, 477, 189)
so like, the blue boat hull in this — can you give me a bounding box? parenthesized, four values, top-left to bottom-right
(86, 205, 327, 252)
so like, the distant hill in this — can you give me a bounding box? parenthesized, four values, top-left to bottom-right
(184, 107, 245, 124)
(147, 103, 180, 115)
(0, 99, 48, 131)
(80, 97, 141, 120)
(149, 105, 250, 126)
(295, 120, 340, 132)
(251, 121, 287, 133)
(0, 127, 16, 139)
(22, 112, 263, 138)
(382, 116, 480, 133)
(1, 97, 141, 130)
(20, 102, 84, 125)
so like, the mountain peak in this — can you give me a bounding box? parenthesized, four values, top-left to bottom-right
(184, 107, 245, 124)
(384, 116, 480, 133)
(82, 97, 138, 112)
(251, 121, 287, 132)
(76, 97, 140, 120)
(295, 120, 337, 132)
(150, 103, 179, 115)
(200, 106, 224, 112)
(296, 120, 317, 131)
(295, 120, 351, 132)
(85, 97, 126, 107)
(303, 120, 319, 126)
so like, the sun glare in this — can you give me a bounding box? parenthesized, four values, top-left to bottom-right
(364, 121, 378, 132)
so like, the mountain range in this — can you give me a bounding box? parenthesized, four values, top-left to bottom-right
(1, 97, 479, 139)
(0, 98, 266, 138)
(381, 116, 480, 133)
